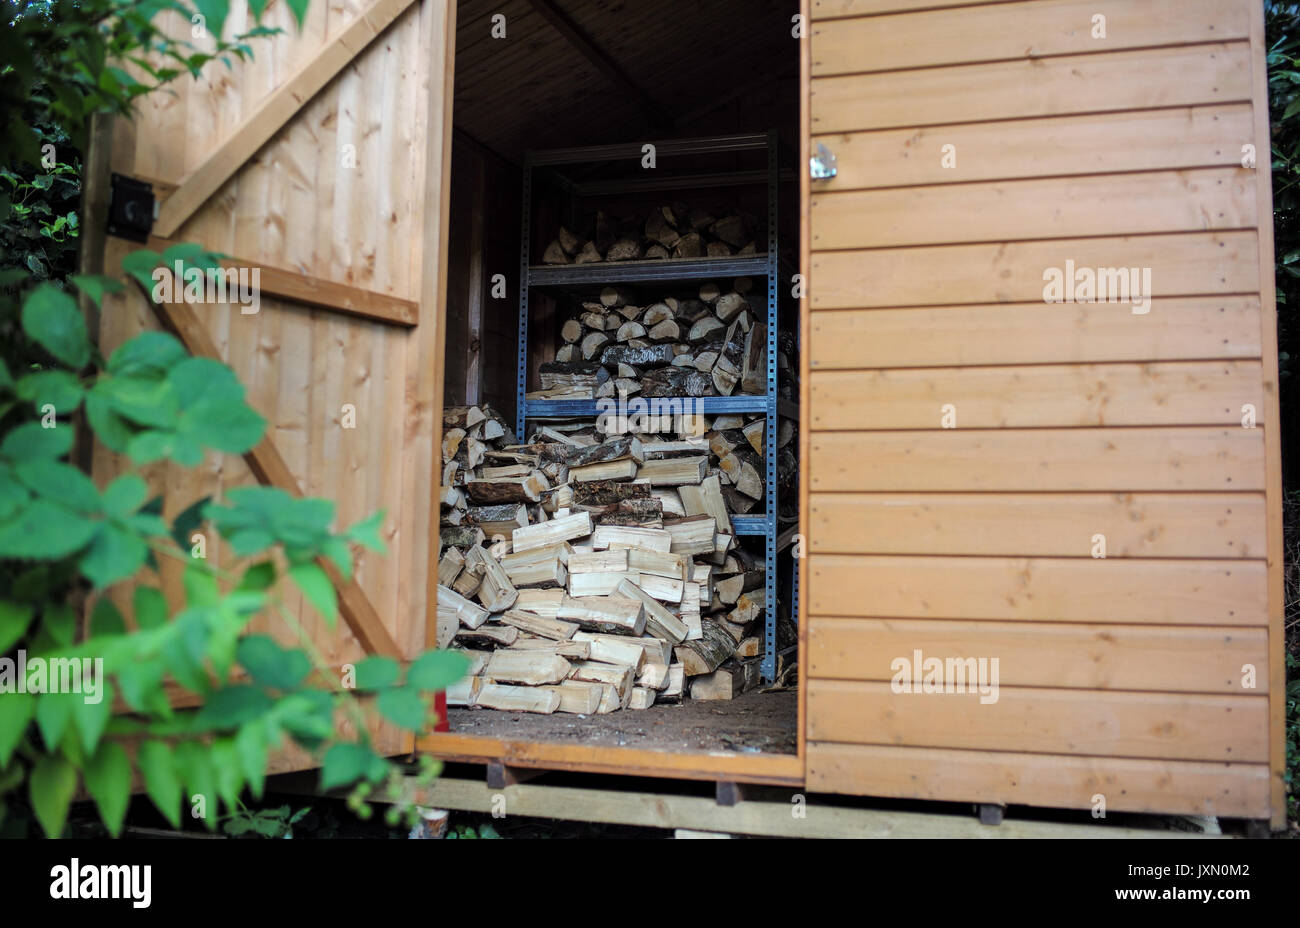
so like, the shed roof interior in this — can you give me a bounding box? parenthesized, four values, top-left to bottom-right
(452, 0, 799, 166)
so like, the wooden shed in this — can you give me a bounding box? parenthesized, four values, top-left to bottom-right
(93, 0, 1287, 831)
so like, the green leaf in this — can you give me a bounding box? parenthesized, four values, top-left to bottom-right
(170, 358, 266, 453)
(29, 755, 78, 837)
(347, 510, 387, 553)
(107, 331, 187, 378)
(236, 635, 310, 690)
(133, 586, 168, 629)
(35, 693, 74, 752)
(102, 474, 147, 518)
(286, 0, 310, 29)
(0, 693, 34, 766)
(376, 686, 428, 731)
(72, 683, 114, 755)
(21, 284, 89, 368)
(121, 249, 162, 292)
(69, 274, 124, 307)
(353, 655, 400, 691)
(79, 523, 148, 588)
(14, 369, 83, 413)
(0, 600, 33, 654)
(173, 741, 217, 830)
(183, 565, 220, 607)
(289, 562, 337, 624)
(83, 741, 131, 836)
(238, 560, 276, 592)
(137, 740, 182, 828)
(406, 649, 470, 692)
(321, 742, 386, 791)
(193, 0, 230, 41)
(44, 603, 76, 647)
(89, 597, 126, 636)
(193, 685, 272, 730)
(1, 421, 73, 460)
(209, 738, 243, 814)
(94, 375, 179, 429)
(235, 720, 270, 799)
(14, 460, 100, 513)
(0, 500, 96, 559)
(85, 392, 133, 453)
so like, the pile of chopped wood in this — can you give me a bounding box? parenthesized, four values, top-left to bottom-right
(531, 279, 786, 400)
(540, 204, 761, 265)
(438, 404, 770, 713)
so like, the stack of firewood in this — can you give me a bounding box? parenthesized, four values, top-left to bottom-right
(438, 404, 771, 713)
(531, 279, 786, 400)
(540, 204, 761, 265)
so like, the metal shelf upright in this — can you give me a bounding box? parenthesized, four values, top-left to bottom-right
(515, 131, 790, 682)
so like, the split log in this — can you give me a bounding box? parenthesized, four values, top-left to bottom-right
(484, 649, 571, 686)
(640, 367, 712, 397)
(443, 406, 487, 430)
(516, 588, 566, 619)
(497, 607, 578, 642)
(455, 624, 519, 648)
(466, 545, 518, 612)
(475, 683, 558, 714)
(591, 524, 673, 552)
(642, 303, 674, 326)
(616, 578, 688, 644)
(557, 226, 580, 255)
(557, 594, 646, 635)
(539, 360, 609, 391)
(599, 343, 675, 368)
(575, 241, 603, 264)
(438, 584, 489, 629)
(560, 318, 584, 343)
(714, 292, 749, 322)
(687, 316, 726, 344)
(628, 687, 655, 709)
(716, 569, 764, 605)
(572, 632, 647, 671)
(711, 215, 750, 248)
(617, 321, 646, 342)
(542, 239, 570, 264)
(544, 680, 604, 714)
(440, 525, 486, 549)
(662, 515, 718, 556)
(465, 472, 549, 504)
(673, 619, 736, 676)
(581, 331, 612, 361)
(511, 511, 593, 552)
(606, 238, 642, 262)
(719, 444, 764, 500)
(636, 456, 707, 486)
(673, 232, 703, 258)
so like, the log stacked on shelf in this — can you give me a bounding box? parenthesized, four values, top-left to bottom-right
(541, 204, 761, 266)
(439, 403, 768, 711)
(533, 277, 782, 401)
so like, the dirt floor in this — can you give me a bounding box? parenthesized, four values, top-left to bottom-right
(448, 689, 798, 754)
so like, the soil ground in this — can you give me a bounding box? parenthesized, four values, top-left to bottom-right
(447, 688, 797, 755)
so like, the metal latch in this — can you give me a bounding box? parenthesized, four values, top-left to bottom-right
(107, 174, 155, 242)
(810, 142, 837, 180)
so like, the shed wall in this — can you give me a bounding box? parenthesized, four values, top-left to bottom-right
(802, 0, 1282, 824)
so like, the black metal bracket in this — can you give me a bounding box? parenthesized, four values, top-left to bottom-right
(106, 173, 155, 242)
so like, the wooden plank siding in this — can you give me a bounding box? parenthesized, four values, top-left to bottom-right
(802, 0, 1280, 824)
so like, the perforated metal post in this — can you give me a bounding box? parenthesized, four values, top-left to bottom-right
(762, 129, 779, 684)
(515, 154, 533, 440)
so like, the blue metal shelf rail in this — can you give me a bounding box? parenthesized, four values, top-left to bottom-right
(516, 131, 788, 682)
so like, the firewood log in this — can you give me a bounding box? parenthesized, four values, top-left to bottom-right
(674, 619, 736, 675)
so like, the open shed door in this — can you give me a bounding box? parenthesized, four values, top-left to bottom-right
(93, 0, 456, 766)
(801, 0, 1284, 828)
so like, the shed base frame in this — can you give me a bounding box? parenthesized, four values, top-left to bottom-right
(330, 774, 1221, 839)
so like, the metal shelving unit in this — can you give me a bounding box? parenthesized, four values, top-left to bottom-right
(515, 131, 794, 682)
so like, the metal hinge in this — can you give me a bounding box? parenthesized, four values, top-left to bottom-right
(106, 174, 156, 242)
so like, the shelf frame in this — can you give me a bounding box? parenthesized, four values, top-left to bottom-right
(515, 129, 791, 683)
